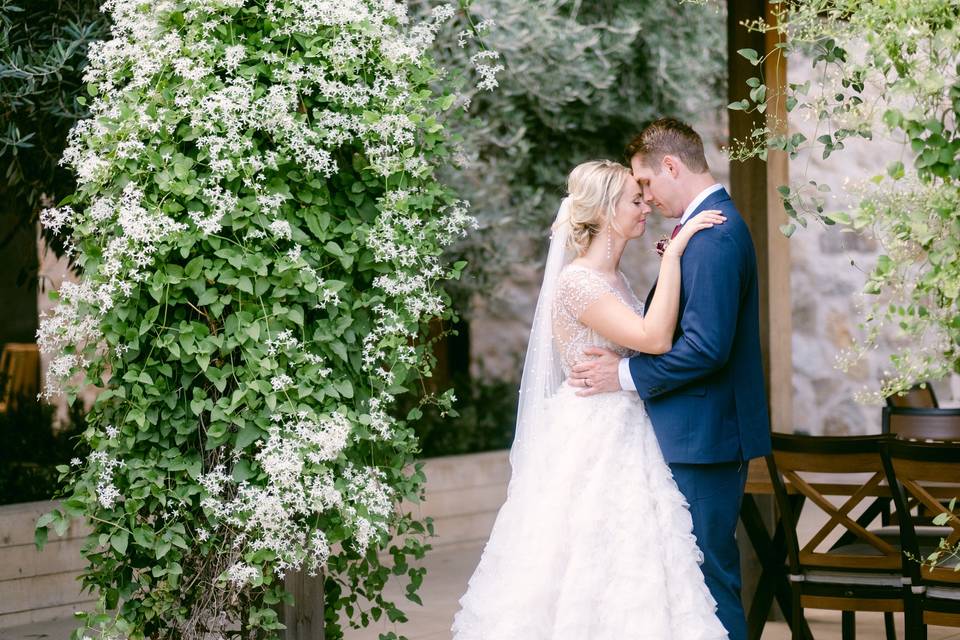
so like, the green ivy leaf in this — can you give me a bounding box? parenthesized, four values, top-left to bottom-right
(111, 531, 129, 554)
(737, 48, 759, 65)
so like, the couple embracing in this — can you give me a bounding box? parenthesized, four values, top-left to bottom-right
(451, 118, 772, 640)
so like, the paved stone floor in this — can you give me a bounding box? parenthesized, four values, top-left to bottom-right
(7, 542, 960, 640)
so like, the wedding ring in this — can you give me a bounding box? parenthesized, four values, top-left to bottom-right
(585, 379, 592, 387)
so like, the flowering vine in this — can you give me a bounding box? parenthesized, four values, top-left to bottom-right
(34, 0, 492, 638)
(724, 0, 960, 400)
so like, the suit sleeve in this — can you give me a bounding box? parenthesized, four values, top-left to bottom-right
(628, 230, 742, 400)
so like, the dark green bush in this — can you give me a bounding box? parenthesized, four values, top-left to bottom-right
(0, 398, 87, 504)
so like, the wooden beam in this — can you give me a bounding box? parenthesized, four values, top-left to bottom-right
(727, 0, 793, 434)
(728, 0, 793, 627)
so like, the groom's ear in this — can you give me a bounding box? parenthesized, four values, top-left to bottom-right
(662, 154, 682, 178)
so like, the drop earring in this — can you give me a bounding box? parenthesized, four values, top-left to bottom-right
(606, 228, 612, 261)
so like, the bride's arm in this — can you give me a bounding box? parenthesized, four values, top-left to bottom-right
(578, 211, 726, 355)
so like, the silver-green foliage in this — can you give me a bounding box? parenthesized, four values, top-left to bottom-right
(428, 0, 727, 298)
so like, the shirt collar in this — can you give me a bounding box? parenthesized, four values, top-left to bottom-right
(680, 183, 724, 225)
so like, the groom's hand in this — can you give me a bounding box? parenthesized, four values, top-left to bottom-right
(569, 347, 622, 397)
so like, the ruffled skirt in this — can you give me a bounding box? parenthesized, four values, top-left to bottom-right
(451, 384, 728, 639)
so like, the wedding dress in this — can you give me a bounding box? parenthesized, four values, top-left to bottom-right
(450, 201, 728, 640)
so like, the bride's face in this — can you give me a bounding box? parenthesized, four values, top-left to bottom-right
(611, 179, 651, 240)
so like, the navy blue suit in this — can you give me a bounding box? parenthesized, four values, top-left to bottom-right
(629, 187, 771, 639)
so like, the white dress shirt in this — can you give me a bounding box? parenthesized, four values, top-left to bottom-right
(617, 183, 724, 392)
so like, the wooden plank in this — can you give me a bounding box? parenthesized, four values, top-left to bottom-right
(281, 571, 324, 640)
(0, 600, 94, 630)
(401, 484, 508, 521)
(418, 451, 511, 491)
(924, 610, 960, 627)
(774, 451, 885, 474)
(798, 551, 900, 571)
(429, 511, 499, 548)
(801, 595, 903, 613)
(0, 539, 85, 582)
(0, 571, 89, 615)
(0, 500, 90, 547)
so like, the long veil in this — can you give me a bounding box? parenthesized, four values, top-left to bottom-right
(510, 198, 573, 472)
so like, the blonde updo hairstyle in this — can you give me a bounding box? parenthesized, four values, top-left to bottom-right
(559, 160, 632, 256)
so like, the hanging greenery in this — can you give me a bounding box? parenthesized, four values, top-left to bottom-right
(727, 0, 960, 400)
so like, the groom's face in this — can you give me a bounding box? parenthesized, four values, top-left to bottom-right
(630, 154, 682, 219)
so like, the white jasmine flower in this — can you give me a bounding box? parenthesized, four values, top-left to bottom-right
(268, 220, 292, 240)
(226, 562, 260, 587)
(270, 374, 294, 391)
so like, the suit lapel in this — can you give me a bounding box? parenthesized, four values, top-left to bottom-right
(643, 187, 731, 318)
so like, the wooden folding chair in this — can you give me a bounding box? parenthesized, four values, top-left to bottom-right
(883, 407, 960, 442)
(884, 439, 960, 638)
(0, 342, 41, 412)
(881, 408, 960, 534)
(769, 433, 908, 640)
(886, 383, 939, 409)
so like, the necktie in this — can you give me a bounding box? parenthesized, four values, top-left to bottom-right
(671, 224, 682, 239)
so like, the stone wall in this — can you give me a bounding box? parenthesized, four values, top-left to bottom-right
(786, 54, 958, 432)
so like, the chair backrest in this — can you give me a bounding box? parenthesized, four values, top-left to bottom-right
(884, 438, 960, 586)
(769, 433, 900, 574)
(0, 343, 41, 410)
(886, 383, 939, 409)
(882, 407, 960, 442)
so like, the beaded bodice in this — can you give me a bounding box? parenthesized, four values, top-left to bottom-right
(551, 264, 645, 375)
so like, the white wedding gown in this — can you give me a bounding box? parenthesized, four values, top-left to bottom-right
(451, 264, 728, 640)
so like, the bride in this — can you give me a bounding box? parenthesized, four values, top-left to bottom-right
(451, 160, 729, 639)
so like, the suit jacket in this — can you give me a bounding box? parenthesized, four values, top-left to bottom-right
(629, 187, 771, 464)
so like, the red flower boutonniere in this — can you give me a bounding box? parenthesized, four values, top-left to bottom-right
(655, 235, 671, 257)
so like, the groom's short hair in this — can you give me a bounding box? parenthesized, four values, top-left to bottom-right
(626, 118, 709, 174)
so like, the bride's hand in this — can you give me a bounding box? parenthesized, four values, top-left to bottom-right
(664, 210, 726, 258)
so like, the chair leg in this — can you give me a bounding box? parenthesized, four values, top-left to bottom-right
(842, 610, 855, 640)
(905, 593, 926, 640)
(883, 611, 896, 640)
(791, 584, 804, 640)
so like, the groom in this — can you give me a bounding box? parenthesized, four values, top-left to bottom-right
(570, 117, 771, 639)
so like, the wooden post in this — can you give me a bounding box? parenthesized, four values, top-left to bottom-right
(282, 571, 324, 639)
(728, 0, 793, 623)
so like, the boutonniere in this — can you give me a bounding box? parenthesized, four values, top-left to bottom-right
(655, 235, 671, 257)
